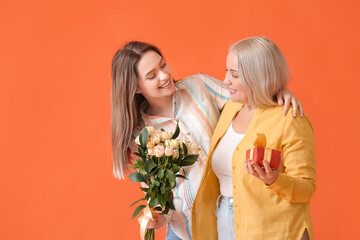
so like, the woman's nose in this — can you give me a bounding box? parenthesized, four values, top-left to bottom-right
(224, 72, 231, 85)
(158, 70, 169, 81)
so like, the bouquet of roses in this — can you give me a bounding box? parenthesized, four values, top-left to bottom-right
(129, 122, 199, 240)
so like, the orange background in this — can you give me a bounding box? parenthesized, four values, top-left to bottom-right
(1, 0, 359, 239)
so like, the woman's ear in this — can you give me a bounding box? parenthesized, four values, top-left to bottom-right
(135, 88, 141, 94)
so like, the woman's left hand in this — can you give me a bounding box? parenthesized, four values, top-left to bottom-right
(245, 158, 281, 185)
(276, 88, 304, 117)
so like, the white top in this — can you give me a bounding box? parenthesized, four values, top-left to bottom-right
(212, 121, 245, 197)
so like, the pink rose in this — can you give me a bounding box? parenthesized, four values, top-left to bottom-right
(173, 150, 179, 159)
(148, 148, 155, 156)
(165, 147, 174, 156)
(154, 144, 165, 158)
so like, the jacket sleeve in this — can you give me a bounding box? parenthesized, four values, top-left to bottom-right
(198, 73, 230, 111)
(267, 114, 316, 203)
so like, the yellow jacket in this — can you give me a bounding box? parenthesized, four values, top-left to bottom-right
(192, 101, 316, 240)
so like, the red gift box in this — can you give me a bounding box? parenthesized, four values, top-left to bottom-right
(246, 133, 281, 169)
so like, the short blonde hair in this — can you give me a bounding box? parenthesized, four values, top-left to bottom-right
(230, 37, 290, 108)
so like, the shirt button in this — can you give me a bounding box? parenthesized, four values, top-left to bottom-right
(187, 132, 191, 136)
(233, 185, 236, 189)
(233, 166, 236, 170)
(236, 147, 239, 150)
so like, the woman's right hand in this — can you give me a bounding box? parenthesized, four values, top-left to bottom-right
(138, 212, 166, 230)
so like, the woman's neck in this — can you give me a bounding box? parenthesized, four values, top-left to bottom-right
(232, 103, 257, 134)
(145, 95, 174, 118)
(242, 103, 256, 112)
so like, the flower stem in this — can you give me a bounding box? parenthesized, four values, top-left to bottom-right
(145, 229, 155, 240)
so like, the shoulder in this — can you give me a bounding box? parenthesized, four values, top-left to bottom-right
(177, 73, 205, 86)
(175, 74, 210, 96)
(223, 100, 243, 112)
(218, 100, 243, 121)
(258, 105, 313, 132)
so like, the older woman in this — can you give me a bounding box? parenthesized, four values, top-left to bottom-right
(192, 37, 316, 240)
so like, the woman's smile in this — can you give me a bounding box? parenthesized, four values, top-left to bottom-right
(159, 80, 171, 89)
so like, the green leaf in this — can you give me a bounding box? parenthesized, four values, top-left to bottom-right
(132, 159, 145, 168)
(154, 181, 160, 187)
(130, 197, 146, 207)
(162, 207, 169, 215)
(179, 154, 198, 166)
(138, 147, 145, 156)
(175, 174, 188, 180)
(145, 161, 156, 174)
(149, 166, 158, 175)
(132, 205, 146, 219)
(165, 170, 175, 182)
(160, 184, 166, 194)
(172, 163, 179, 172)
(129, 172, 147, 183)
(145, 193, 150, 200)
(167, 200, 176, 211)
(171, 121, 180, 139)
(158, 169, 164, 179)
(140, 187, 149, 192)
(158, 195, 166, 207)
(154, 206, 163, 212)
(182, 142, 188, 156)
(149, 197, 158, 208)
(139, 128, 149, 149)
(148, 190, 155, 198)
(165, 190, 173, 201)
(169, 180, 175, 188)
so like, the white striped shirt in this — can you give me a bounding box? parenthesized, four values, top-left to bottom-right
(130, 73, 230, 240)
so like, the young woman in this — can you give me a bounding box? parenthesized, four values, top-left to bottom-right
(192, 37, 316, 240)
(111, 41, 304, 240)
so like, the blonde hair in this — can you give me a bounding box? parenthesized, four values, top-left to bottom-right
(111, 41, 163, 179)
(230, 37, 290, 108)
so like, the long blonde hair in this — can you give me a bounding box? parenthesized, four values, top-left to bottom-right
(111, 41, 163, 179)
(230, 37, 290, 108)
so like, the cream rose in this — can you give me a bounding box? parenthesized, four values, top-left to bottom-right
(145, 126, 155, 136)
(188, 144, 200, 155)
(160, 131, 173, 142)
(151, 133, 161, 145)
(135, 135, 140, 145)
(146, 139, 154, 149)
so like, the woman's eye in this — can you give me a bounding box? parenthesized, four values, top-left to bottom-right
(148, 74, 155, 79)
(161, 62, 167, 68)
(232, 75, 238, 78)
